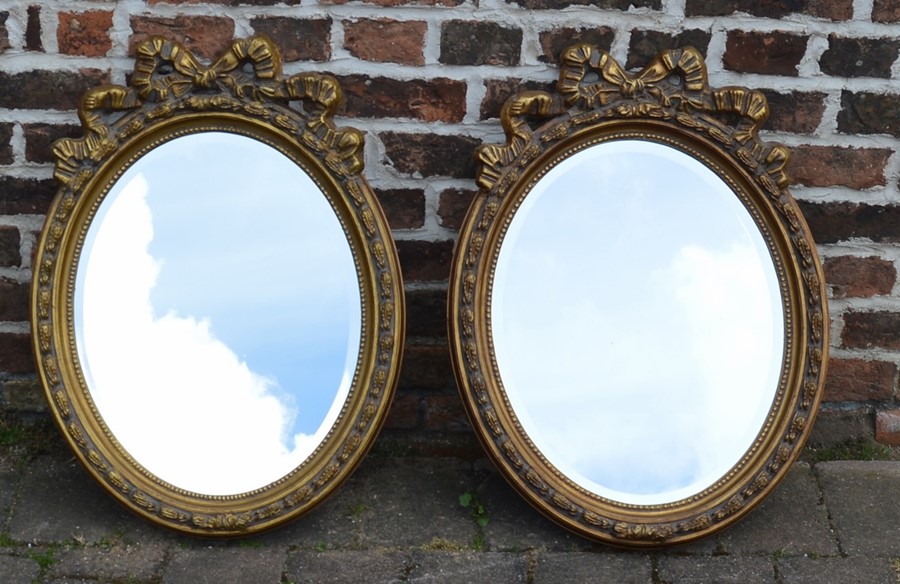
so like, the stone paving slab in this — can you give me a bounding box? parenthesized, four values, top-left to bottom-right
(8, 456, 148, 545)
(345, 457, 478, 549)
(0, 470, 20, 523)
(49, 543, 168, 582)
(816, 460, 900, 556)
(284, 550, 411, 584)
(250, 468, 366, 549)
(162, 547, 287, 584)
(717, 462, 838, 556)
(0, 553, 41, 584)
(777, 556, 899, 583)
(656, 555, 777, 583)
(533, 551, 652, 583)
(408, 551, 528, 583)
(3, 453, 900, 582)
(476, 472, 599, 552)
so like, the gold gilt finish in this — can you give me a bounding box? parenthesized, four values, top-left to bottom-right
(449, 45, 827, 547)
(33, 37, 404, 536)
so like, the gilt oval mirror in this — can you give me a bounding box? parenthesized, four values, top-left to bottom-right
(449, 45, 827, 546)
(33, 37, 404, 535)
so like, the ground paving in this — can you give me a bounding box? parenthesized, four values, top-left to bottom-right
(1, 443, 899, 583)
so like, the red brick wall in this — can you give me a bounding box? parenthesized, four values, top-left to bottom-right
(2, 1, 899, 446)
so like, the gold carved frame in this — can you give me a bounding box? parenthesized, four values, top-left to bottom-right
(449, 45, 828, 546)
(32, 37, 404, 536)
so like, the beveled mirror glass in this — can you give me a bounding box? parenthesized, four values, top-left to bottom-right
(449, 45, 828, 546)
(33, 37, 404, 535)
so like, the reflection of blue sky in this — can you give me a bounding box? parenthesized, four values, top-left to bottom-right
(492, 140, 784, 505)
(74, 132, 361, 495)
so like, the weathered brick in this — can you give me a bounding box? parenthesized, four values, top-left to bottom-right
(438, 188, 477, 231)
(876, 410, 900, 445)
(249, 17, 330, 62)
(761, 90, 825, 134)
(26, 5, 42, 52)
(339, 76, 466, 123)
(809, 407, 874, 445)
(842, 311, 900, 350)
(0, 333, 34, 374)
(723, 30, 806, 76)
(406, 287, 447, 339)
(57, 11, 113, 57)
(873, 0, 900, 23)
(538, 27, 614, 64)
(374, 188, 425, 230)
(1, 378, 47, 413)
(798, 201, 900, 244)
(23, 123, 81, 164)
(423, 394, 471, 432)
(395, 239, 455, 282)
(686, 0, 851, 20)
(0, 70, 106, 111)
(825, 358, 896, 402)
(838, 91, 900, 137)
(439, 21, 522, 66)
(129, 15, 235, 61)
(510, 0, 659, 8)
(480, 78, 555, 120)
(383, 393, 419, 429)
(0, 12, 11, 54)
(323, 0, 462, 5)
(0, 228, 21, 268)
(820, 35, 900, 78)
(398, 343, 455, 391)
(627, 29, 711, 70)
(825, 255, 896, 298)
(29, 229, 39, 267)
(789, 146, 891, 189)
(380, 132, 481, 179)
(0, 177, 56, 215)
(0, 123, 11, 165)
(0, 278, 27, 321)
(147, 0, 300, 4)
(343, 18, 426, 66)
(805, 0, 853, 19)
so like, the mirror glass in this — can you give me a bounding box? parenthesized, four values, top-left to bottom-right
(73, 132, 362, 496)
(491, 139, 784, 505)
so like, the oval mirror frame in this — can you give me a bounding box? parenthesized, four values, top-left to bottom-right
(32, 37, 404, 536)
(448, 45, 828, 547)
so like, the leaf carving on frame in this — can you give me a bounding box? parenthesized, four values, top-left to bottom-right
(741, 472, 770, 498)
(613, 522, 674, 541)
(192, 513, 252, 531)
(712, 495, 744, 521)
(160, 507, 190, 523)
(54, 390, 70, 418)
(551, 492, 579, 516)
(678, 514, 711, 534)
(131, 491, 157, 513)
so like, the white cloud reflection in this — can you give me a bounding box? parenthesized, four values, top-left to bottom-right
(74, 133, 360, 496)
(492, 140, 783, 505)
